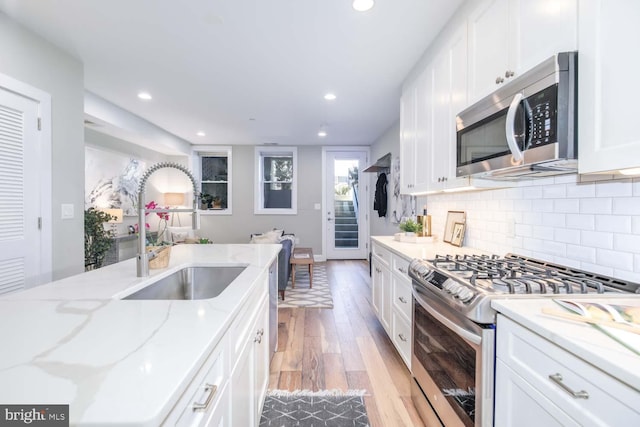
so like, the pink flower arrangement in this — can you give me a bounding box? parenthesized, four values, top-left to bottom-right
(135, 201, 170, 245)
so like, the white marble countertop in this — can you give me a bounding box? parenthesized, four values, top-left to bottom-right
(0, 243, 281, 426)
(492, 298, 640, 391)
(371, 235, 493, 260)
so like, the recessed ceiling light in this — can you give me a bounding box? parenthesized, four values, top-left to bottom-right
(318, 130, 327, 137)
(196, 131, 206, 137)
(324, 93, 337, 101)
(352, 0, 374, 12)
(137, 92, 152, 100)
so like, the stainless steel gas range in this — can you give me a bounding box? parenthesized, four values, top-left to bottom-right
(408, 253, 640, 427)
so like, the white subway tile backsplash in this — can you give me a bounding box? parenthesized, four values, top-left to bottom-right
(566, 214, 595, 230)
(579, 198, 612, 214)
(530, 199, 554, 212)
(612, 197, 640, 215)
(553, 198, 579, 213)
(595, 179, 633, 197)
(543, 184, 567, 199)
(595, 215, 631, 233)
(614, 233, 640, 253)
(565, 244, 596, 263)
(567, 182, 595, 198)
(542, 213, 565, 227)
(427, 176, 640, 281)
(596, 249, 634, 271)
(555, 229, 581, 245)
(581, 230, 613, 249)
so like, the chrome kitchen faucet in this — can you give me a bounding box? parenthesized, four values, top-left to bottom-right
(136, 162, 199, 277)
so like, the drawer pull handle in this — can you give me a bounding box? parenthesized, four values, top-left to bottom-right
(398, 267, 407, 274)
(398, 333, 408, 342)
(548, 374, 589, 399)
(399, 296, 408, 304)
(192, 384, 218, 411)
(258, 328, 264, 336)
(254, 334, 262, 344)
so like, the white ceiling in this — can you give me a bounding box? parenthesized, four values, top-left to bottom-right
(0, 0, 463, 151)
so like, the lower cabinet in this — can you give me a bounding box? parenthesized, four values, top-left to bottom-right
(495, 314, 640, 426)
(164, 271, 271, 426)
(371, 241, 412, 370)
(230, 294, 270, 427)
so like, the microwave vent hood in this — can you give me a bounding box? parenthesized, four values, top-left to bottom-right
(477, 159, 578, 180)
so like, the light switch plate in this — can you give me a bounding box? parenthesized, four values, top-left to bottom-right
(61, 204, 74, 219)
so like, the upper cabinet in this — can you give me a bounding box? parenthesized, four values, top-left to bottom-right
(468, 0, 577, 103)
(578, 0, 640, 174)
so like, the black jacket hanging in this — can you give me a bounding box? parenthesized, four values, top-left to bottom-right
(373, 172, 387, 217)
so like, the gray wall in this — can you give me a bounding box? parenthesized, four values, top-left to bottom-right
(198, 145, 324, 253)
(0, 13, 85, 280)
(369, 121, 402, 237)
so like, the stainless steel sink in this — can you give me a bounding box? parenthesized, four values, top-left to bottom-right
(123, 266, 246, 300)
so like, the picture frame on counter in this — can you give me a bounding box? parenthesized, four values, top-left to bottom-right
(443, 210, 465, 243)
(451, 222, 465, 247)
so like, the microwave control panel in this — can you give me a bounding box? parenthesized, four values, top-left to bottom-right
(528, 84, 557, 146)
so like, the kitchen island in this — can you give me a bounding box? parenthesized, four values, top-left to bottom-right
(0, 243, 281, 426)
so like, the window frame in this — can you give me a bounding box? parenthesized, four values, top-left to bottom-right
(254, 146, 297, 215)
(192, 146, 232, 215)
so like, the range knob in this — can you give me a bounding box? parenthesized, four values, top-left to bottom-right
(457, 288, 475, 303)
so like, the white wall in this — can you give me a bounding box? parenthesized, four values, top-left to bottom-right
(422, 174, 640, 283)
(197, 145, 324, 252)
(0, 13, 85, 279)
(369, 121, 403, 237)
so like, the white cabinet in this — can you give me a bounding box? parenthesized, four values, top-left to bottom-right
(230, 293, 270, 427)
(400, 69, 431, 194)
(371, 243, 391, 332)
(578, 0, 640, 174)
(495, 314, 640, 427)
(371, 241, 412, 369)
(468, 0, 577, 103)
(427, 25, 471, 192)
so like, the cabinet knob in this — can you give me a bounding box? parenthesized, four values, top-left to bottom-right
(398, 333, 408, 342)
(399, 296, 408, 304)
(254, 335, 262, 344)
(505, 70, 515, 78)
(496, 76, 504, 84)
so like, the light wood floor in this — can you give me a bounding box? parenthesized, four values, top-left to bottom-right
(268, 260, 425, 427)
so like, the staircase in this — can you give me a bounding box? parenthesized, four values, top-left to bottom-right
(334, 200, 358, 248)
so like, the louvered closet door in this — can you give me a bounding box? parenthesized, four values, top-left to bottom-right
(0, 88, 41, 294)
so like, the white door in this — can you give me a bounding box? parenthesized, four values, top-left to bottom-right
(0, 87, 42, 294)
(324, 150, 368, 260)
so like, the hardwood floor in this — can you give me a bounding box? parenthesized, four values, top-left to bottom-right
(269, 260, 425, 427)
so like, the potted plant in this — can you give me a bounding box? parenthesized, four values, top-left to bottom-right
(199, 192, 213, 209)
(84, 208, 114, 270)
(399, 218, 422, 235)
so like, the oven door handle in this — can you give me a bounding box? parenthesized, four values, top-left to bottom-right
(414, 290, 482, 345)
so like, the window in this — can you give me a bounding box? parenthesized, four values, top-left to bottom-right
(193, 146, 232, 215)
(255, 147, 297, 215)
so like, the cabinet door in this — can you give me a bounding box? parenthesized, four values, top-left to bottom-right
(253, 298, 270, 422)
(578, 0, 640, 174)
(400, 85, 417, 193)
(510, 0, 577, 74)
(429, 50, 450, 192)
(413, 67, 432, 193)
(371, 258, 390, 332)
(468, 0, 510, 102)
(230, 336, 253, 427)
(495, 360, 579, 427)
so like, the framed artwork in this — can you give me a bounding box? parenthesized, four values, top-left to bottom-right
(443, 211, 466, 243)
(85, 146, 146, 216)
(451, 222, 465, 247)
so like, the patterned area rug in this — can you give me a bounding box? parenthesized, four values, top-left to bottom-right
(279, 264, 333, 309)
(260, 389, 369, 427)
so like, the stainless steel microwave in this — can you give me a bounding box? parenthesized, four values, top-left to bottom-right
(456, 51, 577, 179)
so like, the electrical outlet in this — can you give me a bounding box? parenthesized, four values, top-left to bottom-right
(313, 203, 321, 210)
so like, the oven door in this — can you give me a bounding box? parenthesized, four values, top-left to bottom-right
(412, 285, 495, 427)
